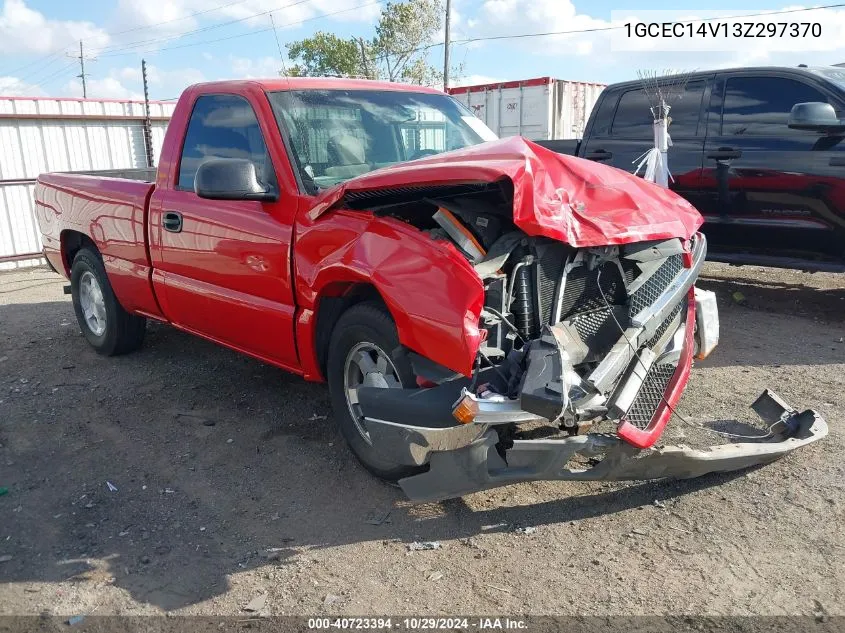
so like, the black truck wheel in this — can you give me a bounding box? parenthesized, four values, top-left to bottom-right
(327, 302, 425, 482)
(70, 248, 146, 356)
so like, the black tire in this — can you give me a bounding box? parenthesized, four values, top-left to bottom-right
(70, 248, 146, 356)
(327, 302, 425, 482)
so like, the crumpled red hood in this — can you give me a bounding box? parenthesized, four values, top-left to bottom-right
(308, 136, 702, 248)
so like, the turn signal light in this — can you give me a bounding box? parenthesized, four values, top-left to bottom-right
(452, 395, 479, 425)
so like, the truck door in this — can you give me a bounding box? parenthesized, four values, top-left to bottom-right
(579, 80, 708, 208)
(148, 92, 299, 370)
(699, 72, 845, 263)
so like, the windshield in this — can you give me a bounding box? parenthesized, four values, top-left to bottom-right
(267, 89, 497, 190)
(810, 67, 845, 93)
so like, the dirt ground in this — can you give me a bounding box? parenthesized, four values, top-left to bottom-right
(0, 262, 843, 618)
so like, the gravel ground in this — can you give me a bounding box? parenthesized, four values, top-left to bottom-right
(0, 262, 843, 617)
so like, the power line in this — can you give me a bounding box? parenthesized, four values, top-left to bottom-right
(12, 1, 844, 93)
(105, 1, 843, 68)
(0, 49, 69, 80)
(107, 0, 262, 38)
(14, 53, 67, 85)
(28, 61, 79, 88)
(91, 0, 314, 57)
(13, 0, 369, 88)
(367, 2, 845, 66)
(450, 2, 845, 46)
(0, 0, 261, 77)
(96, 0, 381, 59)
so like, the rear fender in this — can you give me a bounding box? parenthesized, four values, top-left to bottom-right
(36, 173, 162, 319)
(295, 211, 485, 379)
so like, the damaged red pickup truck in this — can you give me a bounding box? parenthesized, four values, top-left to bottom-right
(34, 78, 826, 501)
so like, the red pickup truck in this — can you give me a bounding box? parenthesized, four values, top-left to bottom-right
(34, 78, 826, 501)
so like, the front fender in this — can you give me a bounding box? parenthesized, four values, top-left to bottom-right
(295, 211, 485, 377)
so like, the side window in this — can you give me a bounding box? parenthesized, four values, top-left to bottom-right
(722, 77, 835, 136)
(611, 88, 651, 137)
(611, 81, 706, 138)
(587, 92, 617, 138)
(177, 94, 274, 191)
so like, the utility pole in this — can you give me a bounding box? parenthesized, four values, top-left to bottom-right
(443, 0, 451, 91)
(141, 59, 154, 168)
(77, 40, 87, 98)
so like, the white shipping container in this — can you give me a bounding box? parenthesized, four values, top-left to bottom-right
(448, 77, 605, 141)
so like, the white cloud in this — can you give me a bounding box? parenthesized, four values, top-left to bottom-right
(230, 55, 286, 78)
(62, 76, 144, 100)
(465, 0, 845, 72)
(0, 0, 109, 55)
(110, 64, 205, 97)
(0, 75, 45, 96)
(111, 0, 200, 37)
(451, 73, 503, 87)
(107, 0, 382, 53)
(474, 0, 610, 55)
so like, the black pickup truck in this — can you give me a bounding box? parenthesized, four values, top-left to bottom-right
(540, 66, 845, 272)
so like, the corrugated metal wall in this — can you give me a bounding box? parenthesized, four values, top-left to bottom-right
(0, 96, 174, 270)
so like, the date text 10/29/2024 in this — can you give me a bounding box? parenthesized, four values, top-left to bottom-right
(307, 618, 528, 630)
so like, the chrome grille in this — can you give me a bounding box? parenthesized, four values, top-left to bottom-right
(647, 298, 686, 348)
(570, 307, 625, 361)
(558, 261, 626, 321)
(629, 254, 684, 316)
(624, 362, 678, 430)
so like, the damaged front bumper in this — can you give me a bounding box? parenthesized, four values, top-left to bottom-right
(355, 232, 825, 501)
(364, 389, 827, 502)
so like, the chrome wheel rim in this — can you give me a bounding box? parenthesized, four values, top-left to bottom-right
(79, 271, 107, 336)
(343, 341, 402, 444)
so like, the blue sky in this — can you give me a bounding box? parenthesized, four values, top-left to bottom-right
(1, 0, 845, 100)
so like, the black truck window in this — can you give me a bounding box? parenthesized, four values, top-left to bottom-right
(177, 94, 274, 191)
(586, 93, 617, 138)
(611, 81, 706, 138)
(721, 77, 831, 136)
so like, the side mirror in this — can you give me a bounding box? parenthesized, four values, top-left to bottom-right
(194, 158, 278, 202)
(788, 102, 845, 133)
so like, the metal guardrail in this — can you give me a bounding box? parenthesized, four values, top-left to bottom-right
(0, 252, 42, 264)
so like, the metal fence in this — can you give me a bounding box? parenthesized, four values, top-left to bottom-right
(0, 96, 173, 270)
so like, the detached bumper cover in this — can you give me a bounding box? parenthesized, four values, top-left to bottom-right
(363, 389, 827, 502)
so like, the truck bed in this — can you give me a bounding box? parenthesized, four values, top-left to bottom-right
(34, 171, 161, 318)
(70, 168, 157, 182)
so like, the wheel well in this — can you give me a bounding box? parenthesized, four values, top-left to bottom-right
(61, 230, 98, 274)
(314, 283, 387, 378)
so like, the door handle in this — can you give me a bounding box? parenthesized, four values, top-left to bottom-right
(585, 149, 613, 161)
(829, 156, 845, 166)
(707, 147, 742, 160)
(162, 211, 183, 233)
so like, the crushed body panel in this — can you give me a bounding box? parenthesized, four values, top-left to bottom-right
(307, 136, 703, 248)
(385, 391, 828, 502)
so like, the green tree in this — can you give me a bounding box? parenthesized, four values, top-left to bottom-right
(286, 32, 362, 78)
(285, 0, 447, 85)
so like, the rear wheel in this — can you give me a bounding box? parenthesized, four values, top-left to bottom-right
(327, 302, 424, 481)
(70, 248, 146, 356)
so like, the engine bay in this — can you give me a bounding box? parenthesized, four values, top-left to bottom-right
(342, 179, 702, 441)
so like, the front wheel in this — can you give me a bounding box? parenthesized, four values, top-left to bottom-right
(70, 248, 146, 356)
(327, 302, 425, 482)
